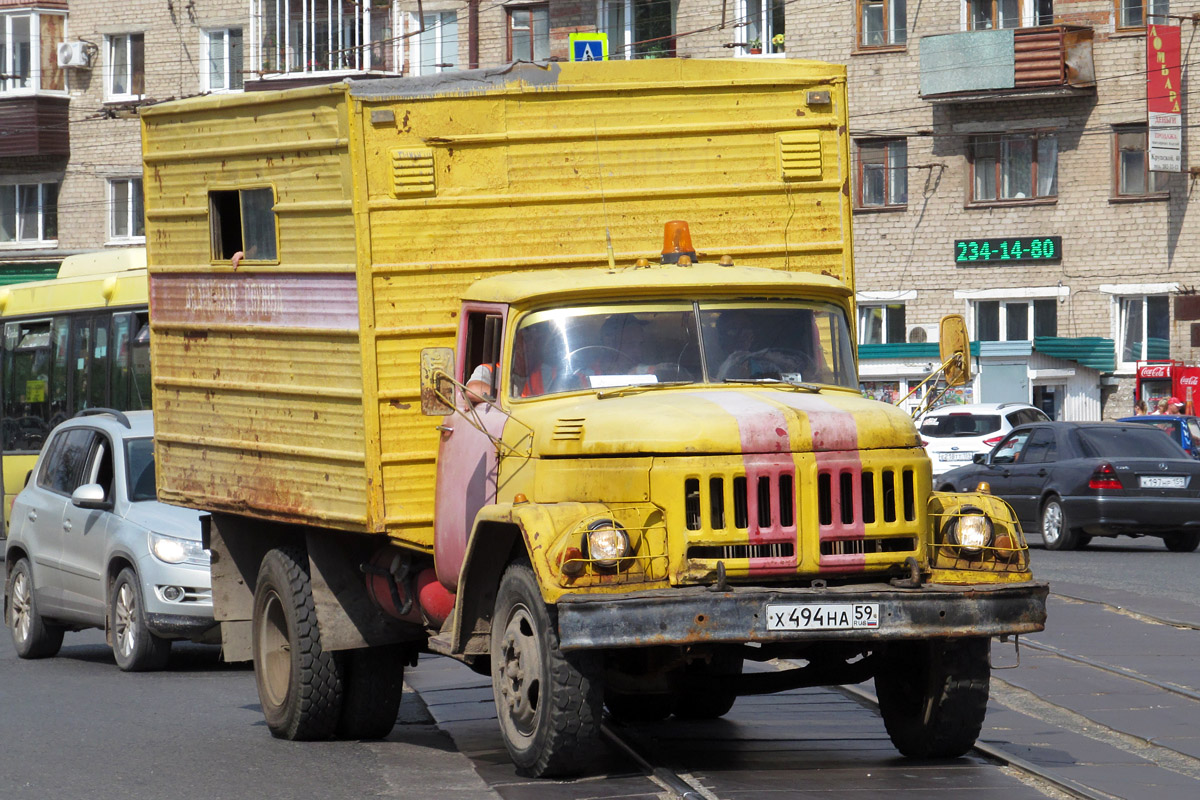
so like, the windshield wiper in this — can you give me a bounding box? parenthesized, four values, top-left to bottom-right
(595, 381, 694, 399)
(722, 378, 823, 393)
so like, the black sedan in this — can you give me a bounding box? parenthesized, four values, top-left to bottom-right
(936, 421, 1200, 552)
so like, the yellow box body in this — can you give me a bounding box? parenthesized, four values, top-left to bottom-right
(141, 60, 857, 552)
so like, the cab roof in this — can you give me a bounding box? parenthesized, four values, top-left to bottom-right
(462, 263, 852, 307)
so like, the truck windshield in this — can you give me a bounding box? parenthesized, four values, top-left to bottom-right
(509, 300, 856, 398)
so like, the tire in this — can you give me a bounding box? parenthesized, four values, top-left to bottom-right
(1165, 532, 1200, 553)
(252, 546, 343, 740)
(875, 637, 990, 759)
(673, 650, 743, 720)
(110, 567, 171, 671)
(6, 558, 64, 659)
(1040, 497, 1080, 551)
(491, 561, 602, 777)
(604, 689, 674, 722)
(336, 644, 407, 739)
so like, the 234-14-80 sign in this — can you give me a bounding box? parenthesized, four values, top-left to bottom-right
(955, 236, 1062, 265)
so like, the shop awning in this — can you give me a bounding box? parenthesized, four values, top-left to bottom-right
(1032, 337, 1115, 373)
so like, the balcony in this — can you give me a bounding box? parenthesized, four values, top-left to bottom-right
(920, 26, 1095, 103)
(0, 95, 69, 158)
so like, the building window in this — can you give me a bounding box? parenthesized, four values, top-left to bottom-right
(857, 140, 907, 208)
(1116, 0, 1169, 30)
(0, 183, 58, 244)
(109, 179, 144, 242)
(603, 0, 676, 60)
(1115, 127, 1169, 197)
(1119, 295, 1170, 363)
(105, 34, 144, 101)
(0, 12, 65, 94)
(966, 0, 1053, 29)
(859, 1, 906, 47)
(253, 0, 386, 76)
(203, 28, 244, 92)
(971, 132, 1057, 203)
(209, 187, 277, 262)
(738, 0, 786, 54)
(859, 304, 906, 344)
(974, 299, 1056, 341)
(416, 11, 458, 75)
(508, 5, 549, 61)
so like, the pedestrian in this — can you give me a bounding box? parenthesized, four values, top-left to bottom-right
(1153, 398, 1169, 415)
(1135, 399, 1149, 415)
(1167, 396, 1184, 414)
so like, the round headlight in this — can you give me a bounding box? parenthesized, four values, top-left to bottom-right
(946, 513, 994, 556)
(585, 520, 629, 568)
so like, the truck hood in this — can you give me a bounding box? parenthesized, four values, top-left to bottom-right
(512, 388, 920, 457)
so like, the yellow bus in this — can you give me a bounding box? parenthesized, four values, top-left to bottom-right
(0, 248, 150, 532)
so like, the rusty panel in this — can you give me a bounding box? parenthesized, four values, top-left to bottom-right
(1014, 29, 1064, 88)
(1063, 27, 1096, 88)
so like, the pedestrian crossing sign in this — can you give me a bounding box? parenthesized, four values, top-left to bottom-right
(569, 33, 608, 62)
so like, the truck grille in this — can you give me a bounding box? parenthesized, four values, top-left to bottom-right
(682, 457, 920, 573)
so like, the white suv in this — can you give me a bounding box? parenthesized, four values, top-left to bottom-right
(918, 402, 1051, 479)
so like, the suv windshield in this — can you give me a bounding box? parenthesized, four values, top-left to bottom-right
(125, 437, 157, 502)
(920, 414, 1001, 437)
(508, 301, 857, 397)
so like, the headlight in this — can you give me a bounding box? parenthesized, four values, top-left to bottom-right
(149, 532, 210, 566)
(944, 511, 994, 556)
(585, 519, 630, 568)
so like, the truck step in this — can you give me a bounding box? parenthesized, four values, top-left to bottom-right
(426, 633, 454, 655)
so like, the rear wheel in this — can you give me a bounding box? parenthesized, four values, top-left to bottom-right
(252, 546, 343, 740)
(1165, 532, 1200, 553)
(6, 558, 64, 659)
(111, 567, 171, 671)
(491, 561, 602, 777)
(336, 644, 408, 739)
(875, 638, 990, 759)
(1041, 497, 1081, 551)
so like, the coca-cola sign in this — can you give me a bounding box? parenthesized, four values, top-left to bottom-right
(1180, 375, 1200, 386)
(1139, 365, 1171, 378)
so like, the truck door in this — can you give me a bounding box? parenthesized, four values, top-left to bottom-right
(433, 306, 507, 590)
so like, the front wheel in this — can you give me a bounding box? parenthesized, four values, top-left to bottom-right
(1041, 497, 1081, 551)
(1165, 532, 1200, 552)
(875, 638, 990, 759)
(252, 546, 343, 740)
(6, 558, 64, 659)
(111, 567, 171, 671)
(491, 561, 602, 777)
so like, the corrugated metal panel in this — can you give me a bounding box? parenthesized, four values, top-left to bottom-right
(920, 31, 1015, 96)
(1014, 28, 1065, 88)
(1033, 337, 1116, 373)
(0, 95, 68, 157)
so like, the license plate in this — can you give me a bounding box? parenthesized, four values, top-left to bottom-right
(766, 603, 880, 631)
(1141, 475, 1187, 489)
(940, 452, 973, 461)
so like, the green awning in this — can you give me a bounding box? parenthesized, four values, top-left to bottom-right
(0, 263, 58, 285)
(1032, 337, 1115, 373)
(858, 341, 982, 360)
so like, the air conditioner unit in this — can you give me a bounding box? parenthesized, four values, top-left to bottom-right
(907, 324, 937, 344)
(57, 41, 92, 69)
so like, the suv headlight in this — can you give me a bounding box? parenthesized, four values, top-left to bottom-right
(149, 532, 210, 566)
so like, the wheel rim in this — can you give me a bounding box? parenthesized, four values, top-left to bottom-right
(496, 601, 543, 740)
(1043, 503, 1063, 545)
(114, 582, 138, 657)
(257, 589, 292, 709)
(11, 569, 32, 644)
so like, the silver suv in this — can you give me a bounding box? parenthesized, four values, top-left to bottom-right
(918, 402, 1051, 479)
(4, 409, 215, 670)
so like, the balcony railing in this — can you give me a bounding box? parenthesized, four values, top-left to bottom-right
(920, 25, 1095, 101)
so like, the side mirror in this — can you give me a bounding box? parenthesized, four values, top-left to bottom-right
(939, 315, 972, 387)
(71, 483, 112, 510)
(420, 347, 456, 416)
(972, 453, 986, 464)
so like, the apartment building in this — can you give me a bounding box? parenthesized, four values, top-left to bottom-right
(3, 1, 1190, 419)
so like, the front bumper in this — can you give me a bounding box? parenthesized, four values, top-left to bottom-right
(556, 580, 1048, 650)
(146, 612, 219, 641)
(1063, 495, 1200, 535)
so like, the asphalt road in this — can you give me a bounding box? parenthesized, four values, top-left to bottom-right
(4, 535, 1200, 800)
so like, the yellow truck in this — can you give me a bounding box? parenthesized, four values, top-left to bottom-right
(141, 60, 1047, 777)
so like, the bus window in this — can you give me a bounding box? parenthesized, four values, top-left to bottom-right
(50, 317, 68, 426)
(71, 319, 91, 415)
(90, 316, 110, 410)
(131, 315, 150, 410)
(111, 313, 132, 411)
(3, 320, 52, 452)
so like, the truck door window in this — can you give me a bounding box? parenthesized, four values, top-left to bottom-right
(463, 312, 503, 403)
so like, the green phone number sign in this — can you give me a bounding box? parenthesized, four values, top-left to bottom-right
(955, 236, 1062, 265)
